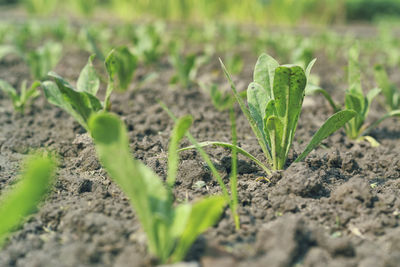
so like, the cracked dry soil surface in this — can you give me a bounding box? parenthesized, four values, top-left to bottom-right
(0, 39, 400, 267)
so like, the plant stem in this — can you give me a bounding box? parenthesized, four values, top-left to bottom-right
(229, 106, 240, 230)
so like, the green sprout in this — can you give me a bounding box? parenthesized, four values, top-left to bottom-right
(0, 80, 40, 114)
(201, 83, 247, 112)
(169, 42, 206, 88)
(374, 64, 400, 111)
(307, 45, 400, 146)
(88, 112, 225, 264)
(160, 100, 241, 230)
(133, 23, 164, 64)
(79, 25, 112, 61)
(42, 47, 136, 131)
(182, 54, 356, 173)
(0, 40, 62, 81)
(200, 83, 235, 112)
(0, 152, 57, 247)
(27, 42, 63, 81)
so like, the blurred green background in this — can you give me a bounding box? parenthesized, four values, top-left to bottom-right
(0, 0, 400, 25)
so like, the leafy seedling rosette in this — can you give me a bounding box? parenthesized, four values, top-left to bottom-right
(88, 112, 225, 264)
(181, 53, 356, 174)
(306, 44, 400, 147)
(41, 47, 137, 131)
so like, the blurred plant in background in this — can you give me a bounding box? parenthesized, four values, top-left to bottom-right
(1, 0, 399, 24)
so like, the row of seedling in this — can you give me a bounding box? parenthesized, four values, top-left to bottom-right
(0, 43, 399, 264)
(3, 20, 400, 90)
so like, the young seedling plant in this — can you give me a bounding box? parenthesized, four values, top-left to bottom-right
(307, 45, 400, 146)
(0, 40, 62, 81)
(182, 53, 356, 173)
(27, 42, 63, 81)
(0, 80, 40, 113)
(374, 64, 400, 112)
(88, 112, 225, 264)
(42, 46, 136, 131)
(133, 22, 164, 64)
(169, 41, 207, 88)
(0, 152, 56, 247)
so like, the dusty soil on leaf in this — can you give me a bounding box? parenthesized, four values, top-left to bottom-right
(0, 27, 400, 267)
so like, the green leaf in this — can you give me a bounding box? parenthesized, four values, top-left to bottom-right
(348, 43, 362, 95)
(305, 58, 317, 79)
(265, 115, 284, 169)
(24, 81, 41, 102)
(26, 42, 62, 80)
(89, 112, 225, 263)
(42, 80, 83, 125)
(295, 110, 357, 162)
(247, 82, 269, 144)
(345, 93, 363, 114)
(253, 53, 279, 98)
(229, 106, 240, 230)
(374, 64, 395, 110)
(88, 113, 172, 258)
(171, 196, 225, 263)
(105, 46, 137, 91)
(362, 109, 400, 136)
(305, 84, 340, 112)
(345, 91, 364, 137)
(273, 66, 306, 119)
(170, 203, 191, 239)
(53, 73, 102, 115)
(272, 66, 306, 164)
(364, 88, 381, 117)
(0, 79, 19, 106)
(0, 153, 56, 247)
(220, 59, 271, 161)
(77, 54, 100, 95)
(45, 72, 103, 130)
(167, 115, 193, 187)
(203, 83, 233, 111)
(160, 101, 237, 227)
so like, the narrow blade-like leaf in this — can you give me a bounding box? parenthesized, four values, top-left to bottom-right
(295, 110, 357, 162)
(305, 58, 317, 79)
(77, 54, 100, 95)
(0, 79, 18, 104)
(265, 115, 284, 169)
(178, 141, 271, 175)
(247, 82, 269, 144)
(220, 59, 271, 160)
(374, 64, 395, 110)
(167, 115, 193, 187)
(0, 153, 56, 246)
(305, 84, 340, 112)
(348, 43, 363, 95)
(364, 88, 381, 118)
(362, 109, 400, 136)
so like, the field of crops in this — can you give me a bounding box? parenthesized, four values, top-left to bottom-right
(1, 1, 400, 266)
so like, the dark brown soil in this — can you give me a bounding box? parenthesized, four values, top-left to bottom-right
(0, 27, 400, 267)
